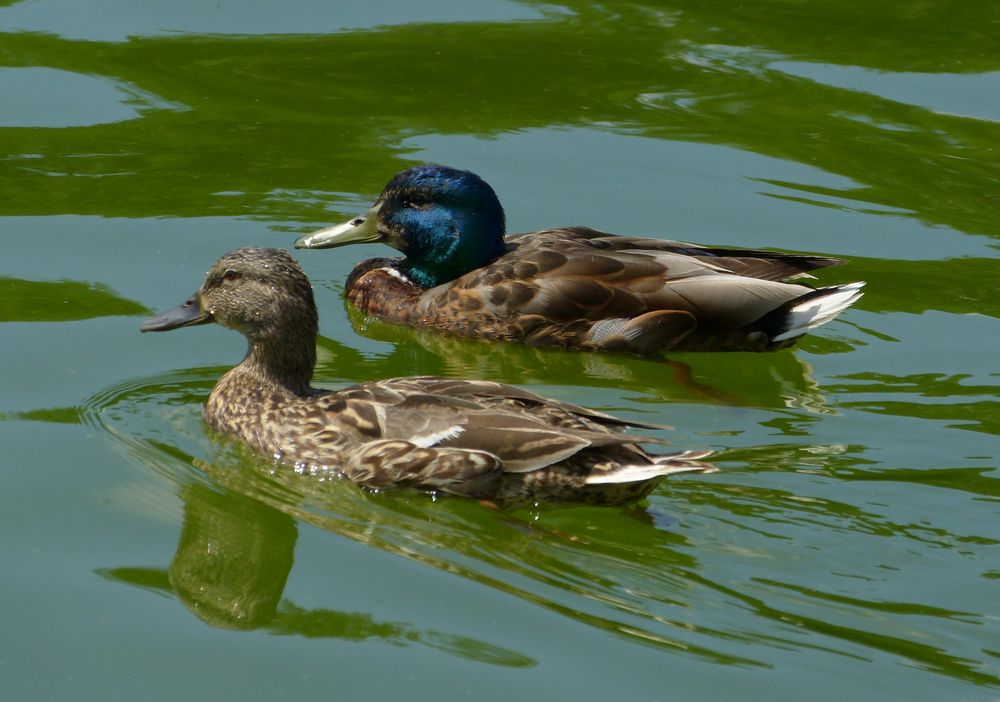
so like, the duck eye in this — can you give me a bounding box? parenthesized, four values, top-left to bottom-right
(407, 193, 428, 208)
(223, 269, 241, 282)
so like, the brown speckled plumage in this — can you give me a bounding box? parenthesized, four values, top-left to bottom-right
(142, 248, 714, 505)
(347, 227, 864, 352)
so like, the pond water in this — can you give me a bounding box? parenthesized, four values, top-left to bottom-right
(1, 1, 998, 700)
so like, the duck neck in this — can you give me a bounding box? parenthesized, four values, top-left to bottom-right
(228, 305, 319, 397)
(240, 337, 316, 397)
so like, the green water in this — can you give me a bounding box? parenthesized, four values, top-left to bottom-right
(2, 1, 998, 699)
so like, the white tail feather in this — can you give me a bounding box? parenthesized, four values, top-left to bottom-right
(585, 450, 715, 485)
(772, 282, 865, 342)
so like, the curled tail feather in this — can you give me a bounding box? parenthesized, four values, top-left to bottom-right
(768, 282, 865, 342)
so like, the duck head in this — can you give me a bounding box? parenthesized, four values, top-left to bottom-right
(142, 247, 316, 338)
(295, 165, 507, 288)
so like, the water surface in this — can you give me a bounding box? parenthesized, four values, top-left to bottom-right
(2, 1, 998, 700)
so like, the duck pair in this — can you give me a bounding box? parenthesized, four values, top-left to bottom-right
(143, 165, 864, 505)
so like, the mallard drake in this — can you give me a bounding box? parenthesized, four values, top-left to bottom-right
(294, 165, 864, 353)
(141, 247, 713, 505)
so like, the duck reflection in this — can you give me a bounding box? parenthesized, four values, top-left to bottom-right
(167, 483, 295, 630)
(319, 303, 832, 412)
(99, 480, 534, 667)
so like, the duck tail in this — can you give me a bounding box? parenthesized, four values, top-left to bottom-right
(767, 281, 865, 343)
(584, 450, 716, 485)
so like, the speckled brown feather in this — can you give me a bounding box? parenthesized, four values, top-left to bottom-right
(147, 248, 714, 505)
(346, 226, 854, 353)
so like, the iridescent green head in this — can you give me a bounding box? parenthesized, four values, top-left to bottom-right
(295, 165, 507, 288)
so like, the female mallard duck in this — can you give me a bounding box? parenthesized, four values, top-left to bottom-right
(295, 165, 864, 353)
(141, 247, 713, 505)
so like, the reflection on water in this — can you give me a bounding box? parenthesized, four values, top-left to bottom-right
(0, 67, 185, 128)
(1, 0, 997, 248)
(98, 482, 534, 668)
(830, 371, 1000, 437)
(168, 484, 296, 630)
(769, 62, 1000, 123)
(0, 0, 544, 42)
(327, 302, 833, 413)
(0, 278, 149, 322)
(61, 366, 998, 684)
